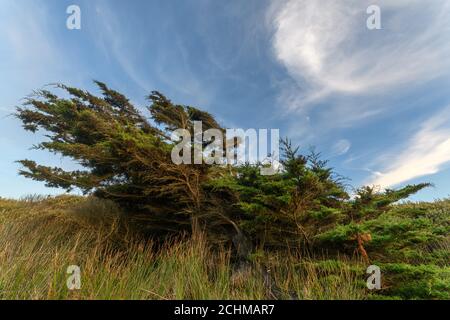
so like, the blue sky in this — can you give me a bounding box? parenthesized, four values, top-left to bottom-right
(1, 0, 450, 201)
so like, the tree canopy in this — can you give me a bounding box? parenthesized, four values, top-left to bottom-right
(16, 82, 430, 261)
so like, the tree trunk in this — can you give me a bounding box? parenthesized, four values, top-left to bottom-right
(356, 233, 370, 264)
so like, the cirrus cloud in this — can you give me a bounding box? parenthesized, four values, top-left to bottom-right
(332, 139, 351, 156)
(270, 0, 450, 112)
(269, 0, 450, 190)
(367, 106, 450, 188)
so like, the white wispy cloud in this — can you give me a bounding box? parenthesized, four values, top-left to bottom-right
(269, 0, 450, 113)
(92, 2, 154, 92)
(0, 1, 64, 87)
(332, 139, 351, 156)
(268, 0, 450, 187)
(367, 106, 450, 188)
(91, 1, 213, 107)
(0, 0, 83, 115)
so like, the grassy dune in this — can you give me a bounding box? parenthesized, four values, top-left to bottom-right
(0, 195, 448, 300)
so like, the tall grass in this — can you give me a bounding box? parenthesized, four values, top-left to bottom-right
(0, 195, 367, 300)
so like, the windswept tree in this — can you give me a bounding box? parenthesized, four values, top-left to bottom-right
(16, 82, 224, 236)
(16, 82, 431, 261)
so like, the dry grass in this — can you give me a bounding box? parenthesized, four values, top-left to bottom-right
(0, 195, 367, 300)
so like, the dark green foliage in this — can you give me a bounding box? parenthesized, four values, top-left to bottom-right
(316, 183, 433, 262)
(207, 140, 351, 251)
(372, 263, 450, 299)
